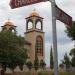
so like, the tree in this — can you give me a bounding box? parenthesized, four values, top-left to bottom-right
(70, 48, 75, 68)
(62, 53, 71, 71)
(26, 61, 33, 70)
(40, 59, 46, 70)
(0, 31, 28, 73)
(65, 21, 75, 40)
(34, 55, 39, 71)
(50, 46, 54, 70)
(66, 21, 75, 70)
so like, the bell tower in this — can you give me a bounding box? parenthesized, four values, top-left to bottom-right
(25, 10, 45, 63)
(1, 19, 16, 33)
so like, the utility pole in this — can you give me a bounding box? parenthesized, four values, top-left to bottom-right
(49, 0, 58, 75)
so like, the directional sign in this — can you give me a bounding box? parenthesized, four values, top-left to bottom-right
(55, 5, 72, 27)
(10, 0, 46, 9)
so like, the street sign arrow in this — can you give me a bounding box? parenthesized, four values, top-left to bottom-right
(55, 5, 72, 27)
(10, 0, 46, 9)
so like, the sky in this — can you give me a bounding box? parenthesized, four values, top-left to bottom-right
(0, 0, 75, 67)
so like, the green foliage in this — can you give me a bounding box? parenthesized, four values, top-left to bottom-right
(65, 21, 75, 40)
(34, 55, 39, 70)
(70, 48, 75, 56)
(26, 61, 33, 70)
(59, 63, 64, 69)
(40, 60, 46, 70)
(62, 53, 71, 70)
(70, 48, 75, 68)
(50, 47, 54, 70)
(0, 31, 27, 71)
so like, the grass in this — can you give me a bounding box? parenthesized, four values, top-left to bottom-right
(38, 71, 75, 75)
(5, 71, 75, 75)
(59, 71, 75, 75)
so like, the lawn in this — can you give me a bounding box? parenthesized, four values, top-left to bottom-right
(59, 72, 75, 75)
(5, 71, 75, 75)
(38, 71, 75, 75)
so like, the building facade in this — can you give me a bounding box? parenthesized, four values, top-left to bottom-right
(1, 11, 45, 64)
(25, 11, 45, 63)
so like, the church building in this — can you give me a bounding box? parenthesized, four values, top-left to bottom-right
(1, 10, 45, 64)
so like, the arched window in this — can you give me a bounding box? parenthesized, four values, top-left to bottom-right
(36, 21, 42, 30)
(27, 21, 33, 29)
(27, 19, 33, 30)
(35, 19, 42, 30)
(36, 36, 43, 56)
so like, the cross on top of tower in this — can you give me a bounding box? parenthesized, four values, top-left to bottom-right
(30, 9, 40, 17)
(4, 19, 14, 26)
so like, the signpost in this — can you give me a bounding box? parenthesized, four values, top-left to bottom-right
(55, 5, 72, 27)
(10, 0, 46, 9)
(50, 0, 58, 75)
